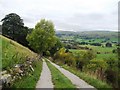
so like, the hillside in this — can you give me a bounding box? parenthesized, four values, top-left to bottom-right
(1, 35, 37, 70)
(1, 35, 42, 88)
(56, 31, 118, 39)
(56, 31, 119, 44)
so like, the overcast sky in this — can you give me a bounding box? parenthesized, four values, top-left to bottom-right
(0, 0, 119, 31)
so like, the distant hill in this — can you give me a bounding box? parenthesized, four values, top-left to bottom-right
(56, 30, 118, 39)
(56, 30, 119, 43)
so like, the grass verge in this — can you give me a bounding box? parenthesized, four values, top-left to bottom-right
(45, 59, 76, 89)
(61, 64, 112, 90)
(11, 60, 43, 89)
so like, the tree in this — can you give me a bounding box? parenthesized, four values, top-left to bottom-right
(53, 48, 76, 66)
(49, 38, 63, 56)
(74, 50, 96, 71)
(1, 13, 24, 40)
(16, 26, 32, 46)
(26, 19, 57, 55)
(1, 13, 30, 46)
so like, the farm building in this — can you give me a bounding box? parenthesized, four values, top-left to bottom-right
(106, 42, 112, 47)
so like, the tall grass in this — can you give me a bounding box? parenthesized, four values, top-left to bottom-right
(1, 35, 37, 70)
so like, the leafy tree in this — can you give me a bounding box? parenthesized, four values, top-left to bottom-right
(16, 26, 32, 46)
(74, 50, 96, 71)
(49, 38, 63, 56)
(1, 13, 24, 40)
(53, 48, 76, 66)
(1, 13, 30, 46)
(86, 59, 108, 72)
(26, 19, 57, 55)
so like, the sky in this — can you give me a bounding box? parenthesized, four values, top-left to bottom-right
(0, 0, 119, 31)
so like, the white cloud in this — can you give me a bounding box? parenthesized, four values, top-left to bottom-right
(0, 0, 119, 31)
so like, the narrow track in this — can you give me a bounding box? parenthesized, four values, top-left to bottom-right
(36, 59, 53, 89)
(46, 58, 96, 90)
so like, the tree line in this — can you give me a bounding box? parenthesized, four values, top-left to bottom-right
(1, 13, 63, 56)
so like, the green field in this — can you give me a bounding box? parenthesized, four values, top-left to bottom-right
(69, 45, 117, 60)
(57, 31, 118, 60)
(57, 31, 119, 43)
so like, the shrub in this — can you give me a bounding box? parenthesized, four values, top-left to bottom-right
(85, 59, 108, 80)
(53, 48, 76, 66)
(105, 58, 119, 88)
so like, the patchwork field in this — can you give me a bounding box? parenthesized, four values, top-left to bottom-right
(69, 45, 117, 60)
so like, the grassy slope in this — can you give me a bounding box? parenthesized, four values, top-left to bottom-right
(46, 60, 76, 89)
(1, 35, 42, 88)
(1, 35, 37, 70)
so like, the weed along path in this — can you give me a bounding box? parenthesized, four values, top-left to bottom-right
(46, 59, 96, 90)
(36, 59, 54, 89)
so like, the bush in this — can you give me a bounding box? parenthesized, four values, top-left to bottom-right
(105, 58, 119, 88)
(64, 53, 76, 66)
(53, 48, 76, 66)
(54, 48, 96, 71)
(90, 43, 102, 46)
(85, 59, 108, 80)
(105, 69, 118, 88)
